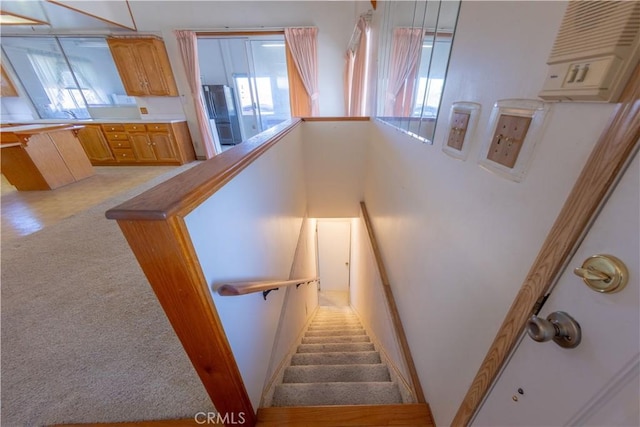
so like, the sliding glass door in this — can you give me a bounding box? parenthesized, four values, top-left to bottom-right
(197, 35, 290, 145)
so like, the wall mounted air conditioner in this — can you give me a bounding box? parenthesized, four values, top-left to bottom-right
(539, 1, 640, 102)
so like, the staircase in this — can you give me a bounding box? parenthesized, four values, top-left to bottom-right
(272, 306, 403, 406)
(257, 306, 434, 426)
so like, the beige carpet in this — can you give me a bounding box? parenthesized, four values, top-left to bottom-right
(1, 163, 215, 426)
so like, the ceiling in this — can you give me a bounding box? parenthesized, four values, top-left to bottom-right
(0, 0, 137, 34)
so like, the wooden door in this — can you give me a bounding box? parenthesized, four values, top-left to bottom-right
(149, 132, 177, 161)
(76, 125, 114, 162)
(317, 220, 351, 293)
(107, 39, 146, 96)
(473, 154, 639, 426)
(130, 133, 155, 161)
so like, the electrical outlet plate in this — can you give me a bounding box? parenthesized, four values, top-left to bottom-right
(442, 102, 481, 160)
(478, 99, 549, 182)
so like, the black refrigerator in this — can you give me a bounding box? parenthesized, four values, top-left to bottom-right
(202, 84, 243, 145)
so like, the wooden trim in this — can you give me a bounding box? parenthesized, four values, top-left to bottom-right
(256, 403, 434, 426)
(452, 62, 640, 426)
(1, 64, 19, 97)
(360, 201, 427, 404)
(301, 117, 371, 122)
(196, 31, 284, 37)
(216, 277, 318, 297)
(0, 10, 48, 25)
(371, 0, 377, 10)
(45, 0, 137, 31)
(115, 216, 256, 426)
(106, 119, 301, 221)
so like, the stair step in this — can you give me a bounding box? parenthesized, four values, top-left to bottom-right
(302, 335, 370, 344)
(256, 403, 435, 427)
(291, 351, 381, 366)
(308, 324, 363, 331)
(297, 342, 374, 353)
(272, 382, 403, 406)
(283, 364, 391, 383)
(305, 329, 365, 337)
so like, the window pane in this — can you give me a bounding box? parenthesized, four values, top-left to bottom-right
(2, 37, 90, 119)
(250, 40, 290, 131)
(57, 38, 135, 107)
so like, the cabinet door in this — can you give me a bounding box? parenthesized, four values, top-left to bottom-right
(1, 65, 19, 97)
(136, 39, 178, 96)
(76, 125, 114, 162)
(130, 133, 155, 161)
(107, 39, 146, 96)
(149, 132, 177, 161)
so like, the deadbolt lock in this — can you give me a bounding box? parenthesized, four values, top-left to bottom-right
(574, 254, 628, 293)
(527, 311, 581, 349)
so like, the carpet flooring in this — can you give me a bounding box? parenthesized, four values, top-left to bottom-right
(271, 306, 403, 407)
(1, 163, 215, 426)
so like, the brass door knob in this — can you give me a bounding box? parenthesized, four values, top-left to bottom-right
(574, 254, 628, 293)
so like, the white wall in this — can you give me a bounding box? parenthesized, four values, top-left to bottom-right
(185, 125, 307, 410)
(302, 121, 369, 217)
(129, 1, 359, 156)
(262, 218, 319, 403)
(364, 1, 617, 424)
(349, 214, 411, 393)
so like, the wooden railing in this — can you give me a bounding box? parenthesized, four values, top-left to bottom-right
(105, 119, 302, 427)
(216, 277, 318, 300)
(360, 201, 427, 405)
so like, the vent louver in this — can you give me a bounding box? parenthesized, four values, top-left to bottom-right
(540, 1, 640, 102)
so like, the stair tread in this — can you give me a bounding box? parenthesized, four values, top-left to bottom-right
(291, 351, 381, 366)
(256, 404, 434, 427)
(272, 382, 403, 406)
(302, 335, 370, 344)
(305, 329, 366, 336)
(297, 342, 375, 353)
(283, 364, 391, 383)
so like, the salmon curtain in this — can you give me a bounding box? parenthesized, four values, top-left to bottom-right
(345, 16, 370, 116)
(284, 27, 319, 116)
(384, 28, 423, 117)
(174, 30, 220, 158)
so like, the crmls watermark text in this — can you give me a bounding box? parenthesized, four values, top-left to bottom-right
(194, 411, 246, 425)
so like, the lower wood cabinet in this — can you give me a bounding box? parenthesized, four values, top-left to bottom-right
(76, 125, 114, 162)
(76, 121, 195, 166)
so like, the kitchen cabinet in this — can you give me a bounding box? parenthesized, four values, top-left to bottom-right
(1, 64, 19, 97)
(1, 124, 94, 191)
(107, 37, 178, 96)
(76, 125, 114, 162)
(93, 121, 194, 165)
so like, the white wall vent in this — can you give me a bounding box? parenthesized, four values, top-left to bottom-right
(539, 1, 640, 102)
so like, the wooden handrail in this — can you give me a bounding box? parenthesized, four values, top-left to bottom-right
(106, 118, 301, 221)
(217, 277, 318, 299)
(360, 201, 426, 404)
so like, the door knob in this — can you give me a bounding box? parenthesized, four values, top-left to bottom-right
(526, 311, 581, 349)
(574, 254, 628, 293)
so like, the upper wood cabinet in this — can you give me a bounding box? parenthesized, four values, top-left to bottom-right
(107, 37, 179, 97)
(1, 64, 19, 97)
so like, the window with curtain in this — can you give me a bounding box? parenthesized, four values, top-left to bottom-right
(2, 36, 134, 119)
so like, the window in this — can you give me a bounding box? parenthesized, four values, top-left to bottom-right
(1, 36, 134, 119)
(412, 38, 452, 118)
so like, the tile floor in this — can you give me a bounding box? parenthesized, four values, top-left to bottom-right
(1, 165, 186, 242)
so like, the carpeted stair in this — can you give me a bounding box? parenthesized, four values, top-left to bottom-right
(272, 306, 403, 406)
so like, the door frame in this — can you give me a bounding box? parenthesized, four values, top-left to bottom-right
(453, 63, 640, 426)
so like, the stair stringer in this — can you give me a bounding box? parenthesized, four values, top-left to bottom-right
(350, 305, 417, 404)
(260, 302, 320, 408)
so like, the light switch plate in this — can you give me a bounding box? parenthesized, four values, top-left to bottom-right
(478, 99, 548, 182)
(442, 102, 481, 160)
